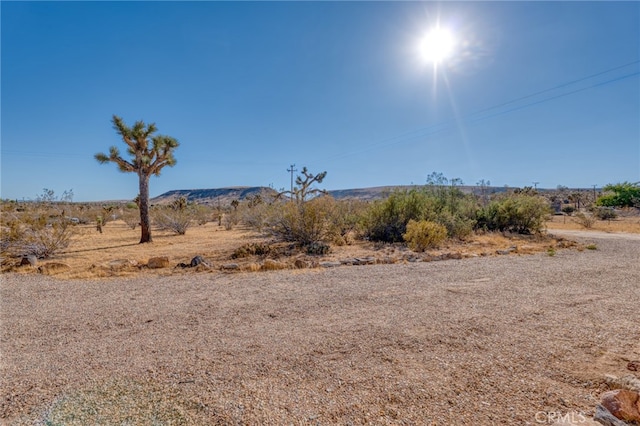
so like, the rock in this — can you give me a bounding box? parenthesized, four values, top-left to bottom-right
(319, 261, 341, 268)
(221, 263, 240, 271)
(354, 257, 376, 265)
(551, 412, 601, 425)
(627, 361, 640, 372)
(20, 255, 38, 266)
(605, 375, 640, 393)
(600, 389, 640, 423)
(594, 404, 630, 426)
(190, 256, 209, 268)
(38, 262, 70, 275)
(106, 259, 137, 271)
(147, 256, 170, 269)
(496, 246, 517, 255)
(294, 259, 308, 269)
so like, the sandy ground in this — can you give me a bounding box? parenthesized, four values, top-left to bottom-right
(1, 230, 639, 425)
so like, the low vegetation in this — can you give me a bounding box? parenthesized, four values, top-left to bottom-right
(3, 174, 639, 271)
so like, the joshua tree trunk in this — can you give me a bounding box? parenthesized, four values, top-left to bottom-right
(139, 173, 152, 243)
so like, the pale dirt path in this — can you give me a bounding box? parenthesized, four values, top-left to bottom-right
(1, 237, 639, 425)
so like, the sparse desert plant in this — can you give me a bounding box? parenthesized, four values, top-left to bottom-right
(561, 205, 575, 216)
(1, 214, 75, 259)
(592, 206, 617, 220)
(573, 212, 596, 229)
(586, 244, 597, 250)
(152, 198, 196, 235)
(403, 219, 447, 251)
(222, 209, 240, 230)
(361, 189, 430, 243)
(268, 195, 336, 246)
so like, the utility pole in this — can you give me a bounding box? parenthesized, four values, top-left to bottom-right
(287, 164, 297, 201)
(592, 184, 597, 203)
(533, 181, 539, 190)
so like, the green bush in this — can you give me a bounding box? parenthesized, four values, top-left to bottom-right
(361, 189, 432, 243)
(596, 182, 640, 208)
(476, 194, 550, 234)
(403, 220, 447, 251)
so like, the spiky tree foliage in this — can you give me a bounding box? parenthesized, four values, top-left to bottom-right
(95, 115, 179, 243)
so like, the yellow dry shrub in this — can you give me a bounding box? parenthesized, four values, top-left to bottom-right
(403, 219, 447, 252)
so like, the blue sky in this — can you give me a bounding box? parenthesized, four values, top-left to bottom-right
(2, 1, 639, 202)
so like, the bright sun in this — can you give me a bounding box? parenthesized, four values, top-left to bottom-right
(419, 27, 456, 64)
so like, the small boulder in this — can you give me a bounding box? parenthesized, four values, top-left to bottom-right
(594, 404, 630, 426)
(190, 255, 210, 267)
(600, 389, 640, 423)
(221, 263, 240, 271)
(294, 259, 308, 269)
(147, 256, 170, 269)
(319, 261, 341, 268)
(20, 255, 38, 267)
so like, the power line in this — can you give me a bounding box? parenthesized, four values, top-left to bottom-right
(319, 61, 640, 163)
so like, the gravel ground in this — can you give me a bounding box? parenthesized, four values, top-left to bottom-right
(1, 232, 639, 425)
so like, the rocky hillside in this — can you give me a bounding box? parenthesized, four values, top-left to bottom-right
(151, 187, 278, 206)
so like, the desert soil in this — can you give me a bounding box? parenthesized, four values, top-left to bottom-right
(1, 229, 639, 425)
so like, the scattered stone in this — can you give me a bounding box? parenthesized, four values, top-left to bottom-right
(443, 252, 463, 260)
(600, 389, 640, 423)
(319, 261, 341, 268)
(354, 257, 376, 265)
(496, 246, 517, 255)
(605, 375, 640, 393)
(594, 404, 630, 426)
(221, 263, 240, 271)
(627, 361, 640, 372)
(294, 259, 308, 269)
(38, 262, 70, 275)
(340, 259, 355, 266)
(20, 255, 38, 267)
(106, 259, 137, 271)
(147, 256, 170, 269)
(190, 256, 209, 268)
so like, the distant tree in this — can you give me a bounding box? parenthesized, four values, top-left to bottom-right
(596, 182, 640, 208)
(279, 167, 327, 203)
(95, 115, 179, 243)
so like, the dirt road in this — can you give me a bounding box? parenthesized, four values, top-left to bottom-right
(1, 234, 639, 425)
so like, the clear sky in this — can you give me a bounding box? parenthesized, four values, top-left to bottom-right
(2, 1, 639, 202)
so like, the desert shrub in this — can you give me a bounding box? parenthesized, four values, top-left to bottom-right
(573, 212, 596, 229)
(403, 220, 447, 251)
(232, 242, 271, 259)
(361, 189, 431, 243)
(561, 206, 575, 216)
(1, 215, 75, 259)
(476, 194, 550, 234)
(361, 184, 478, 243)
(121, 209, 140, 229)
(267, 196, 336, 246)
(152, 199, 198, 235)
(306, 241, 330, 255)
(242, 202, 271, 232)
(592, 206, 617, 220)
(222, 209, 240, 230)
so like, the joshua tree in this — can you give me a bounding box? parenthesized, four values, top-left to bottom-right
(95, 115, 179, 243)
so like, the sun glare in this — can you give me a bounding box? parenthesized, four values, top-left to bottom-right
(419, 27, 456, 64)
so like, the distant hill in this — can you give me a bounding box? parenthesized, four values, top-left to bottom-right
(152, 184, 515, 206)
(151, 187, 278, 206)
